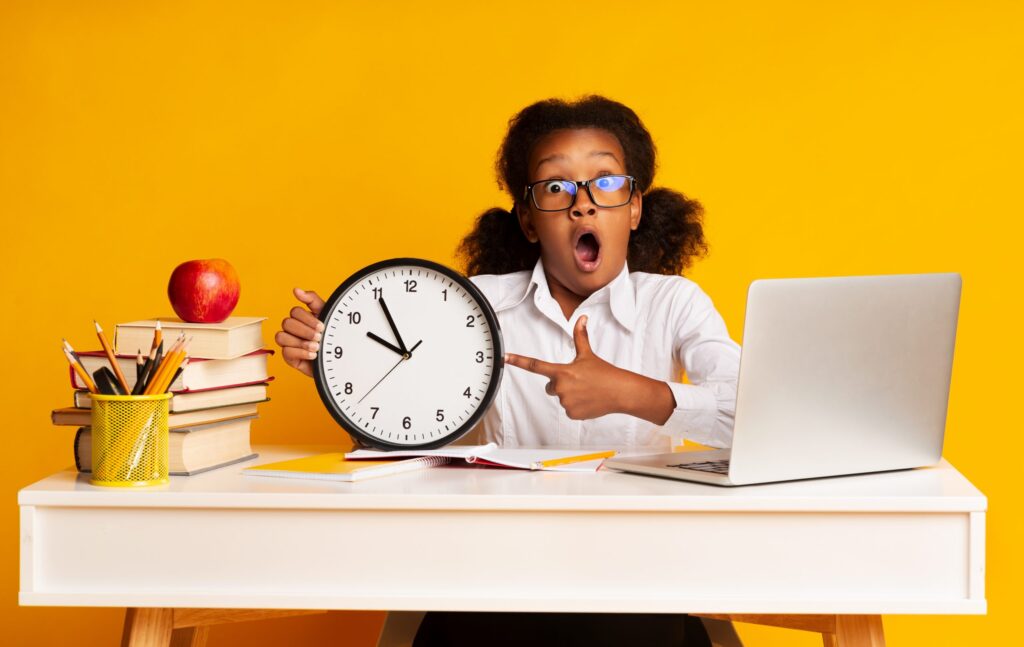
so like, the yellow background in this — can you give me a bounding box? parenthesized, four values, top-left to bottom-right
(2, 1, 1021, 644)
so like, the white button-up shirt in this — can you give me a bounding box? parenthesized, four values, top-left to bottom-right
(468, 259, 741, 451)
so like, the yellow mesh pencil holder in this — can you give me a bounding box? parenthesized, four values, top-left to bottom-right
(89, 393, 171, 487)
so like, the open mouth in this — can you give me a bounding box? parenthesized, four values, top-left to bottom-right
(573, 229, 602, 272)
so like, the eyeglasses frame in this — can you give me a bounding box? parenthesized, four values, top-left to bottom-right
(522, 174, 637, 212)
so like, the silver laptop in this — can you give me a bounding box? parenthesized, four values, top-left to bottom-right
(605, 273, 962, 486)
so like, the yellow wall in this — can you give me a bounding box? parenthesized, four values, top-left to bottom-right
(2, 1, 1020, 644)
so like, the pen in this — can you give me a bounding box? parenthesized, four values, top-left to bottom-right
(530, 450, 617, 470)
(94, 320, 131, 394)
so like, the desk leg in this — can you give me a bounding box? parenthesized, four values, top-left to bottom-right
(121, 608, 173, 647)
(825, 615, 885, 647)
(697, 614, 885, 647)
(121, 608, 325, 647)
(169, 626, 209, 647)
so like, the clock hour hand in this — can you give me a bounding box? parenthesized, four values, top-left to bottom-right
(367, 331, 405, 356)
(377, 298, 409, 354)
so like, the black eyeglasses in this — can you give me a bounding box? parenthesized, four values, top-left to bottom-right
(523, 174, 636, 212)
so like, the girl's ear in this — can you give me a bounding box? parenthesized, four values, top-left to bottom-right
(629, 191, 642, 231)
(516, 202, 540, 243)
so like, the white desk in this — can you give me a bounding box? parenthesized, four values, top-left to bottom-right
(19, 445, 986, 645)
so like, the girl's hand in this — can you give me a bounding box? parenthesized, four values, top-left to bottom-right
(275, 287, 326, 378)
(505, 316, 675, 424)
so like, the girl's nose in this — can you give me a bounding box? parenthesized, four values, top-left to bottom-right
(570, 186, 598, 218)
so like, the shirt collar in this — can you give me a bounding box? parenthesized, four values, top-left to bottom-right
(502, 258, 637, 333)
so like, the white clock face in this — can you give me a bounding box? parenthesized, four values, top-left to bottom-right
(315, 261, 502, 448)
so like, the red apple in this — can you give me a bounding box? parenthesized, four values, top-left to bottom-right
(167, 259, 241, 323)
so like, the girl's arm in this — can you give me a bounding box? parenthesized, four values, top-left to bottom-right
(505, 289, 741, 448)
(504, 316, 677, 425)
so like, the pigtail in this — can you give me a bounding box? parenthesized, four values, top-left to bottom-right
(457, 207, 540, 276)
(629, 187, 708, 275)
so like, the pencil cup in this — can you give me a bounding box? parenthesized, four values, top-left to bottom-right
(88, 393, 171, 487)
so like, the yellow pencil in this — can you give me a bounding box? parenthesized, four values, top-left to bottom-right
(150, 319, 163, 355)
(152, 336, 191, 394)
(143, 333, 184, 394)
(94, 320, 131, 394)
(530, 450, 617, 470)
(63, 348, 98, 394)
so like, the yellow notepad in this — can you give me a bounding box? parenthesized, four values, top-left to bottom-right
(243, 452, 449, 482)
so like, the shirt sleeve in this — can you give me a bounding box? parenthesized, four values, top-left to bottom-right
(660, 285, 742, 448)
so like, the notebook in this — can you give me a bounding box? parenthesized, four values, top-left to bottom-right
(243, 452, 449, 482)
(345, 443, 615, 472)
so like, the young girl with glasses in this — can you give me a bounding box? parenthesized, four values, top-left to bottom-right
(276, 95, 740, 646)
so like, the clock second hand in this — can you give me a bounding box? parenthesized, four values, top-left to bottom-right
(357, 339, 423, 404)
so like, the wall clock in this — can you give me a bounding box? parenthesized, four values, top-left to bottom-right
(314, 258, 504, 449)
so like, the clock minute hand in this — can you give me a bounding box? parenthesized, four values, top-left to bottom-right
(378, 298, 408, 354)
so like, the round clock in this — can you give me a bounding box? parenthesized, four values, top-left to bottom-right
(313, 258, 504, 450)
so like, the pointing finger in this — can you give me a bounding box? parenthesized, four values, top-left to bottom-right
(572, 315, 592, 357)
(504, 352, 562, 378)
(294, 287, 326, 316)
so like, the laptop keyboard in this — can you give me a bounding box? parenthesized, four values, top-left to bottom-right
(666, 459, 731, 475)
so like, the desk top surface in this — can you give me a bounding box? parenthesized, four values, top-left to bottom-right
(19, 445, 986, 512)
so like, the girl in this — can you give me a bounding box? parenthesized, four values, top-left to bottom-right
(276, 95, 741, 646)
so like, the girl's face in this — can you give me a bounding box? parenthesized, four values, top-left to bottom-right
(517, 127, 641, 298)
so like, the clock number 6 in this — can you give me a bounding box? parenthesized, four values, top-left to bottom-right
(402, 416, 412, 430)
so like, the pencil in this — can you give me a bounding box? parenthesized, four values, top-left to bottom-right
(63, 348, 98, 394)
(165, 357, 189, 394)
(94, 320, 131, 394)
(136, 349, 144, 383)
(62, 338, 85, 368)
(152, 338, 190, 394)
(143, 334, 183, 395)
(150, 320, 163, 354)
(530, 450, 617, 470)
(132, 346, 157, 395)
(152, 339, 164, 384)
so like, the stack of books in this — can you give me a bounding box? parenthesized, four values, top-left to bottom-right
(53, 317, 271, 476)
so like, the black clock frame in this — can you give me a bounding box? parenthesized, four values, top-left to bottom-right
(313, 257, 505, 450)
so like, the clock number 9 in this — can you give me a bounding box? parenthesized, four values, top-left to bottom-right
(334, 347, 343, 359)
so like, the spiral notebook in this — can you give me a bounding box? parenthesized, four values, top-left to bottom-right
(243, 452, 449, 482)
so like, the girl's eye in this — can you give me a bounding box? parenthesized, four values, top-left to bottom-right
(594, 175, 626, 192)
(543, 181, 575, 195)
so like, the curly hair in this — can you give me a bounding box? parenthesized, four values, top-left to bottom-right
(458, 95, 708, 276)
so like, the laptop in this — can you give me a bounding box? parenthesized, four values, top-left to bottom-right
(605, 273, 962, 486)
